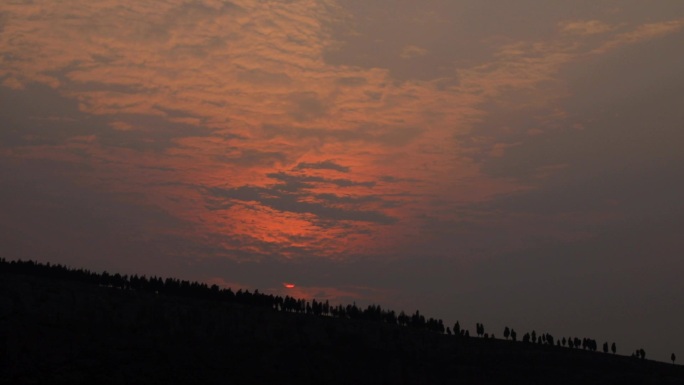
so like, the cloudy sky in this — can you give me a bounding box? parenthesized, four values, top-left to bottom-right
(2, 0, 683, 361)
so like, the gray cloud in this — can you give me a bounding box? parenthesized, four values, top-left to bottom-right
(336, 76, 367, 87)
(261, 123, 422, 147)
(213, 149, 289, 167)
(295, 160, 350, 173)
(210, 186, 395, 224)
(0, 84, 96, 147)
(237, 68, 293, 85)
(314, 193, 381, 205)
(379, 175, 420, 183)
(474, 28, 684, 219)
(207, 178, 395, 224)
(287, 92, 329, 122)
(0, 83, 211, 151)
(266, 172, 375, 189)
(99, 115, 211, 152)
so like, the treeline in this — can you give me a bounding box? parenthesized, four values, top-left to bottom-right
(0, 258, 666, 363)
(0, 258, 443, 330)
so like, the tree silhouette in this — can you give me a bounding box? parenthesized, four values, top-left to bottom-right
(522, 333, 530, 343)
(545, 334, 554, 346)
(398, 311, 409, 326)
(476, 323, 485, 337)
(672, 353, 676, 364)
(2, 256, 670, 373)
(411, 310, 425, 328)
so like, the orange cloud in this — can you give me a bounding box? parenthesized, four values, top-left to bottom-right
(2, 1, 682, 261)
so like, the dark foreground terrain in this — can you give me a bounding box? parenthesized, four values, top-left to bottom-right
(1, 271, 682, 385)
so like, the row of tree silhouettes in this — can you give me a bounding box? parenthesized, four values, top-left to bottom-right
(1, 258, 675, 364)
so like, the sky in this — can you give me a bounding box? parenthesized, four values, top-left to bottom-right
(1, 0, 683, 362)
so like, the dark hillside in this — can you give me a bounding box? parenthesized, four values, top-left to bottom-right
(1, 263, 682, 384)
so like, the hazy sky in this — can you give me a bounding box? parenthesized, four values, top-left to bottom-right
(2, 0, 683, 361)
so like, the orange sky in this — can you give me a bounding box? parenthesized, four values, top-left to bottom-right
(2, 0, 684, 362)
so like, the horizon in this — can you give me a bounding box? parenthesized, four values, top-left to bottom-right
(0, 257, 674, 364)
(1, 1, 683, 363)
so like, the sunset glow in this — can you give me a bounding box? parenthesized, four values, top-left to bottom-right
(2, 0, 683, 362)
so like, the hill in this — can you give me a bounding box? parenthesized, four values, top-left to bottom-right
(1, 260, 682, 384)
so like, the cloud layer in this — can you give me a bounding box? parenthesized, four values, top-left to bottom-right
(2, 0, 682, 258)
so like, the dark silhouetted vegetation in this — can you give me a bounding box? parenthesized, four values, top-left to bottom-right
(1, 258, 682, 384)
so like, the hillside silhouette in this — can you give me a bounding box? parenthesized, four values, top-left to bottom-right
(1, 258, 682, 384)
